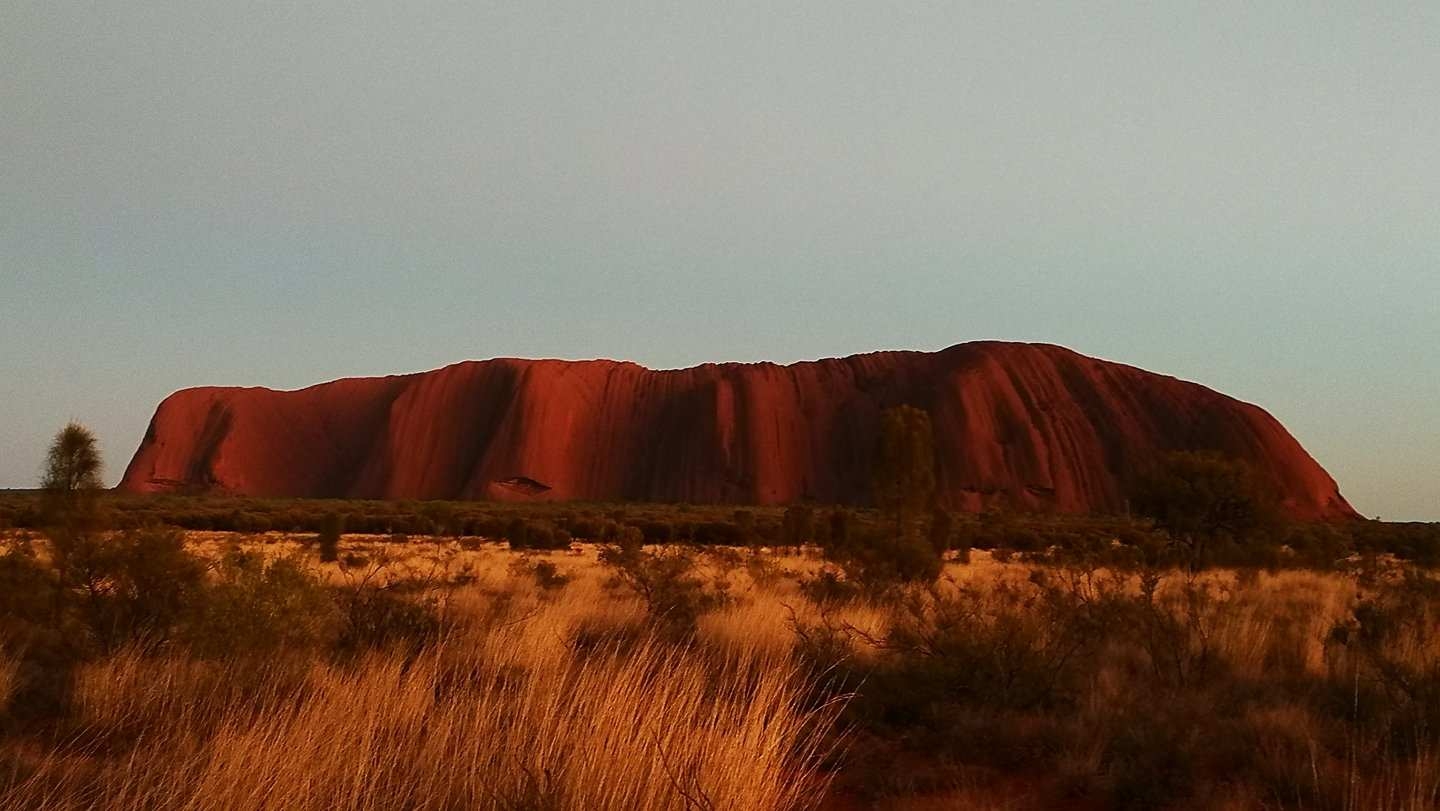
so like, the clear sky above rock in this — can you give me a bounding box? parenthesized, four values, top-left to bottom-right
(2, 2, 1436, 519)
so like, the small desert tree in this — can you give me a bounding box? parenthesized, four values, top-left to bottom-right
(781, 504, 814, 548)
(733, 509, 757, 548)
(317, 512, 344, 563)
(41, 421, 103, 530)
(41, 423, 108, 602)
(31, 425, 214, 652)
(813, 407, 946, 593)
(1132, 451, 1278, 568)
(599, 528, 724, 637)
(873, 405, 936, 537)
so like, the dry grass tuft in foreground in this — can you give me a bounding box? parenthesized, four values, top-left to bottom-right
(22, 643, 830, 810)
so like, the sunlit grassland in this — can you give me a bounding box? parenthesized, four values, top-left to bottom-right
(2, 532, 1438, 809)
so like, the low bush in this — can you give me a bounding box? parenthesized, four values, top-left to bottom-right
(820, 524, 943, 596)
(1327, 566, 1440, 748)
(692, 521, 745, 545)
(186, 551, 339, 657)
(598, 538, 726, 637)
(316, 512, 344, 563)
(335, 585, 444, 655)
(864, 572, 1119, 719)
(509, 557, 571, 592)
(635, 520, 674, 544)
(781, 505, 814, 548)
(506, 518, 572, 551)
(49, 526, 210, 652)
(798, 568, 862, 605)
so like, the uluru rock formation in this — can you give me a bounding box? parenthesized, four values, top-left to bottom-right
(120, 342, 1355, 520)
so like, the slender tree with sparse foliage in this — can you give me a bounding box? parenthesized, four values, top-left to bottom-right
(781, 504, 814, 548)
(35, 422, 111, 641)
(317, 512, 344, 563)
(41, 421, 103, 528)
(807, 406, 947, 592)
(872, 405, 937, 537)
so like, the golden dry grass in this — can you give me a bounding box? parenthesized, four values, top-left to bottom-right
(0, 537, 842, 811)
(2, 533, 1437, 810)
(0, 646, 17, 715)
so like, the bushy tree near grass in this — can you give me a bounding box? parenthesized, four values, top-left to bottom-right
(79, 527, 208, 651)
(781, 505, 814, 548)
(821, 525, 943, 595)
(872, 405, 936, 537)
(818, 406, 946, 594)
(41, 422, 109, 592)
(1132, 451, 1280, 569)
(41, 422, 103, 513)
(317, 512, 344, 563)
(186, 551, 340, 657)
(598, 533, 725, 637)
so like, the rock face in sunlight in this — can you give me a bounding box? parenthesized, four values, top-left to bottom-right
(120, 342, 1355, 519)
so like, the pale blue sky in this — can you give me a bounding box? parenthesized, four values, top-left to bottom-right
(2, 2, 1436, 519)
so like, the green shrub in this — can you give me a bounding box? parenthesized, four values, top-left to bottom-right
(317, 512, 344, 563)
(821, 524, 943, 595)
(1131, 451, 1280, 569)
(509, 557, 571, 592)
(507, 519, 572, 551)
(564, 516, 606, 540)
(692, 521, 744, 545)
(799, 568, 862, 605)
(424, 502, 459, 537)
(186, 551, 338, 657)
(633, 521, 671, 544)
(870, 576, 1113, 716)
(335, 587, 443, 654)
(0, 540, 64, 650)
(53, 527, 209, 651)
(1327, 567, 1440, 747)
(781, 505, 814, 548)
(598, 537, 725, 637)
